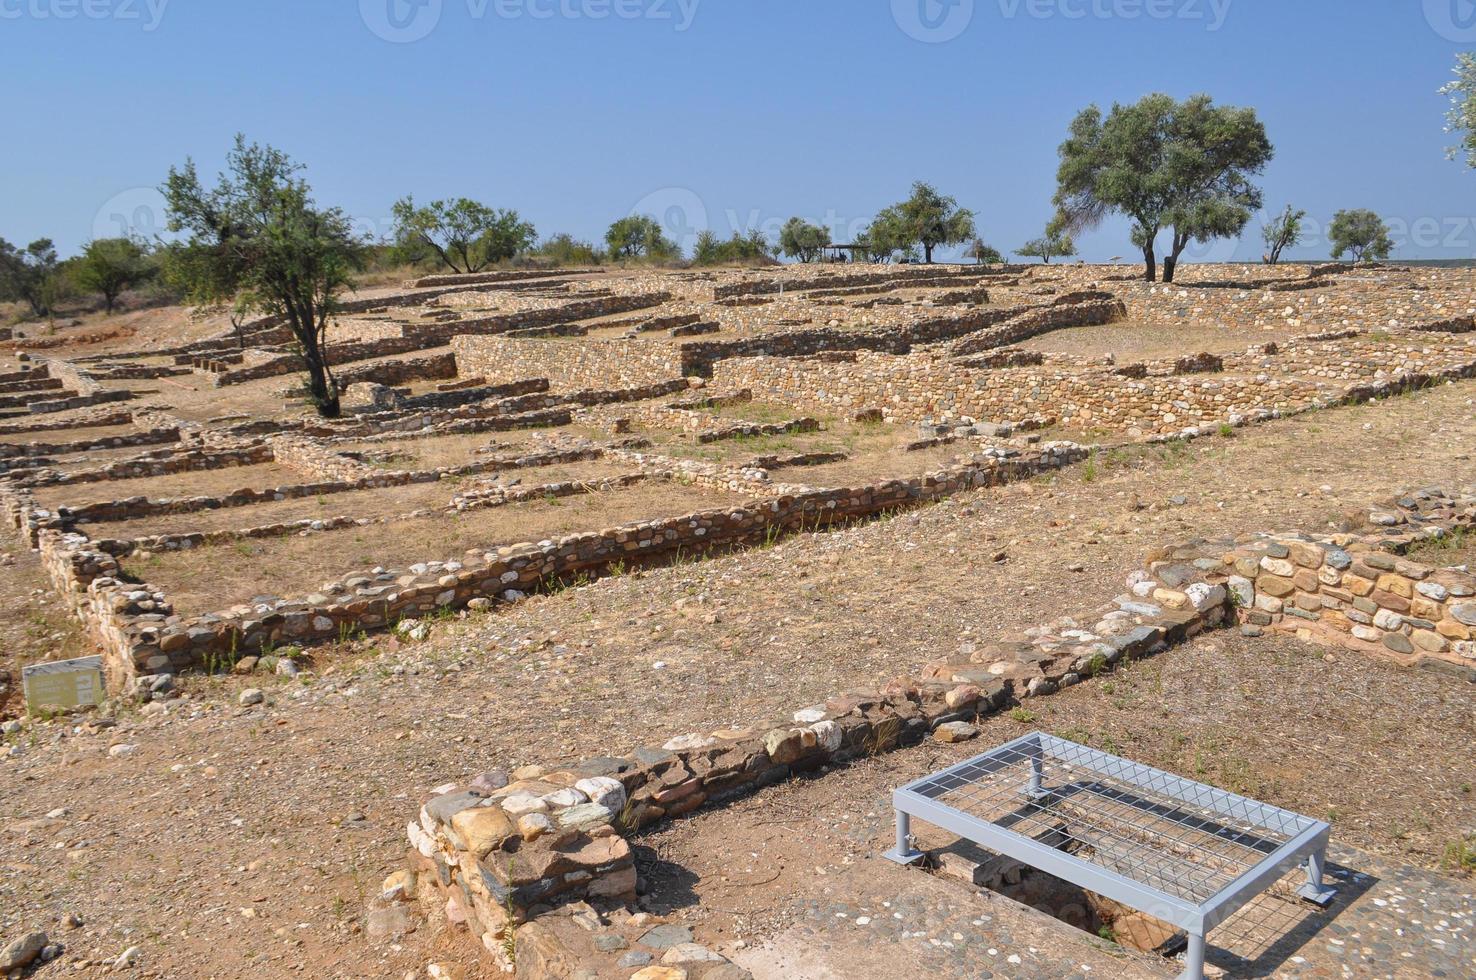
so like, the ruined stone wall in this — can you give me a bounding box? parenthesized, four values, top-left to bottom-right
(36, 445, 1085, 684)
(714, 329, 1476, 433)
(405, 487, 1474, 969)
(452, 334, 692, 390)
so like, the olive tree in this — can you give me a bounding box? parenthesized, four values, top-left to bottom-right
(1328, 210, 1393, 263)
(890, 182, 975, 263)
(778, 218, 829, 263)
(1017, 226, 1077, 263)
(1054, 93, 1272, 282)
(391, 197, 535, 273)
(858, 206, 910, 263)
(1442, 52, 1476, 169)
(163, 135, 364, 418)
(1260, 205, 1306, 265)
(75, 237, 155, 313)
(0, 238, 60, 318)
(965, 240, 1004, 264)
(605, 215, 680, 261)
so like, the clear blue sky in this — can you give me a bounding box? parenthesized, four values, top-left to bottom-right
(3, 0, 1474, 262)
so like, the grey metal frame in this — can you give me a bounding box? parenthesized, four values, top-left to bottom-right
(883, 731, 1337, 980)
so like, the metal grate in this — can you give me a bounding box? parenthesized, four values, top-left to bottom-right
(885, 732, 1338, 980)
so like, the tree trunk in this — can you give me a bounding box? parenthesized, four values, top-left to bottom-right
(924, 243, 934, 264)
(1142, 244, 1157, 283)
(303, 351, 340, 418)
(1163, 229, 1195, 284)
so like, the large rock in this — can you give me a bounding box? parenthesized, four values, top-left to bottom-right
(0, 932, 47, 971)
(450, 806, 517, 858)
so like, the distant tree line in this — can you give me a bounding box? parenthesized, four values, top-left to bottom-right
(12, 63, 1475, 414)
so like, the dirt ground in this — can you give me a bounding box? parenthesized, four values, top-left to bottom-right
(3, 378, 1475, 978)
(1016, 319, 1301, 360)
(121, 479, 753, 615)
(31, 463, 303, 510)
(633, 629, 1476, 952)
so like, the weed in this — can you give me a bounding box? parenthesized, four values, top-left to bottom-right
(1009, 707, 1038, 724)
(1441, 836, 1476, 873)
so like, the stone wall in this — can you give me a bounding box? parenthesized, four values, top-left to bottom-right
(449, 297, 1123, 393)
(33, 445, 1085, 685)
(405, 487, 1475, 973)
(713, 328, 1476, 434)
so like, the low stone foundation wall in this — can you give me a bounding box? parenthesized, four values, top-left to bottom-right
(0, 426, 179, 461)
(28, 389, 135, 414)
(714, 328, 1476, 433)
(406, 487, 1475, 975)
(32, 443, 1084, 686)
(14, 443, 272, 488)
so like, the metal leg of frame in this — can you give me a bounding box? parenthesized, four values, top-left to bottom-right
(1296, 847, 1338, 906)
(882, 808, 924, 866)
(1176, 931, 1206, 980)
(1022, 740, 1049, 801)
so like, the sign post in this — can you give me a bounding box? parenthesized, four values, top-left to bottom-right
(21, 656, 105, 714)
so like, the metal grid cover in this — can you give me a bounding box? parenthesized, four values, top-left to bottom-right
(888, 731, 1335, 940)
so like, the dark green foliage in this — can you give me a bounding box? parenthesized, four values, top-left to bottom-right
(162, 135, 364, 418)
(74, 237, 156, 313)
(534, 233, 602, 267)
(892, 182, 976, 263)
(1054, 93, 1272, 282)
(692, 229, 773, 266)
(0, 238, 60, 317)
(777, 218, 829, 263)
(1328, 209, 1394, 263)
(965, 240, 1005, 264)
(605, 215, 680, 261)
(1260, 205, 1306, 264)
(391, 197, 535, 273)
(1017, 227, 1077, 263)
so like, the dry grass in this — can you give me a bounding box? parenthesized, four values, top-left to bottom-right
(31, 462, 302, 509)
(123, 480, 754, 614)
(1016, 319, 1301, 360)
(87, 461, 647, 539)
(0, 422, 144, 447)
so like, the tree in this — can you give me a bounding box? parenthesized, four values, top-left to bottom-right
(1327, 209, 1394, 263)
(391, 197, 535, 273)
(534, 233, 602, 267)
(1442, 52, 1476, 169)
(965, 240, 1004, 264)
(605, 215, 680, 261)
(858, 206, 911, 263)
(163, 135, 364, 418)
(159, 240, 255, 348)
(1053, 93, 1272, 283)
(0, 238, 61, 317)
(1017, 226, 1077, 264)
(890, 182, 976, 263)
(74, 237, 155, 313)
(1260, 205, 1306, 265)
(778, 217, 829, 263)
(693, 229, 772, 266)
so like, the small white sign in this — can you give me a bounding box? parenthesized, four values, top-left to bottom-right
(21, 656, 105, 712)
